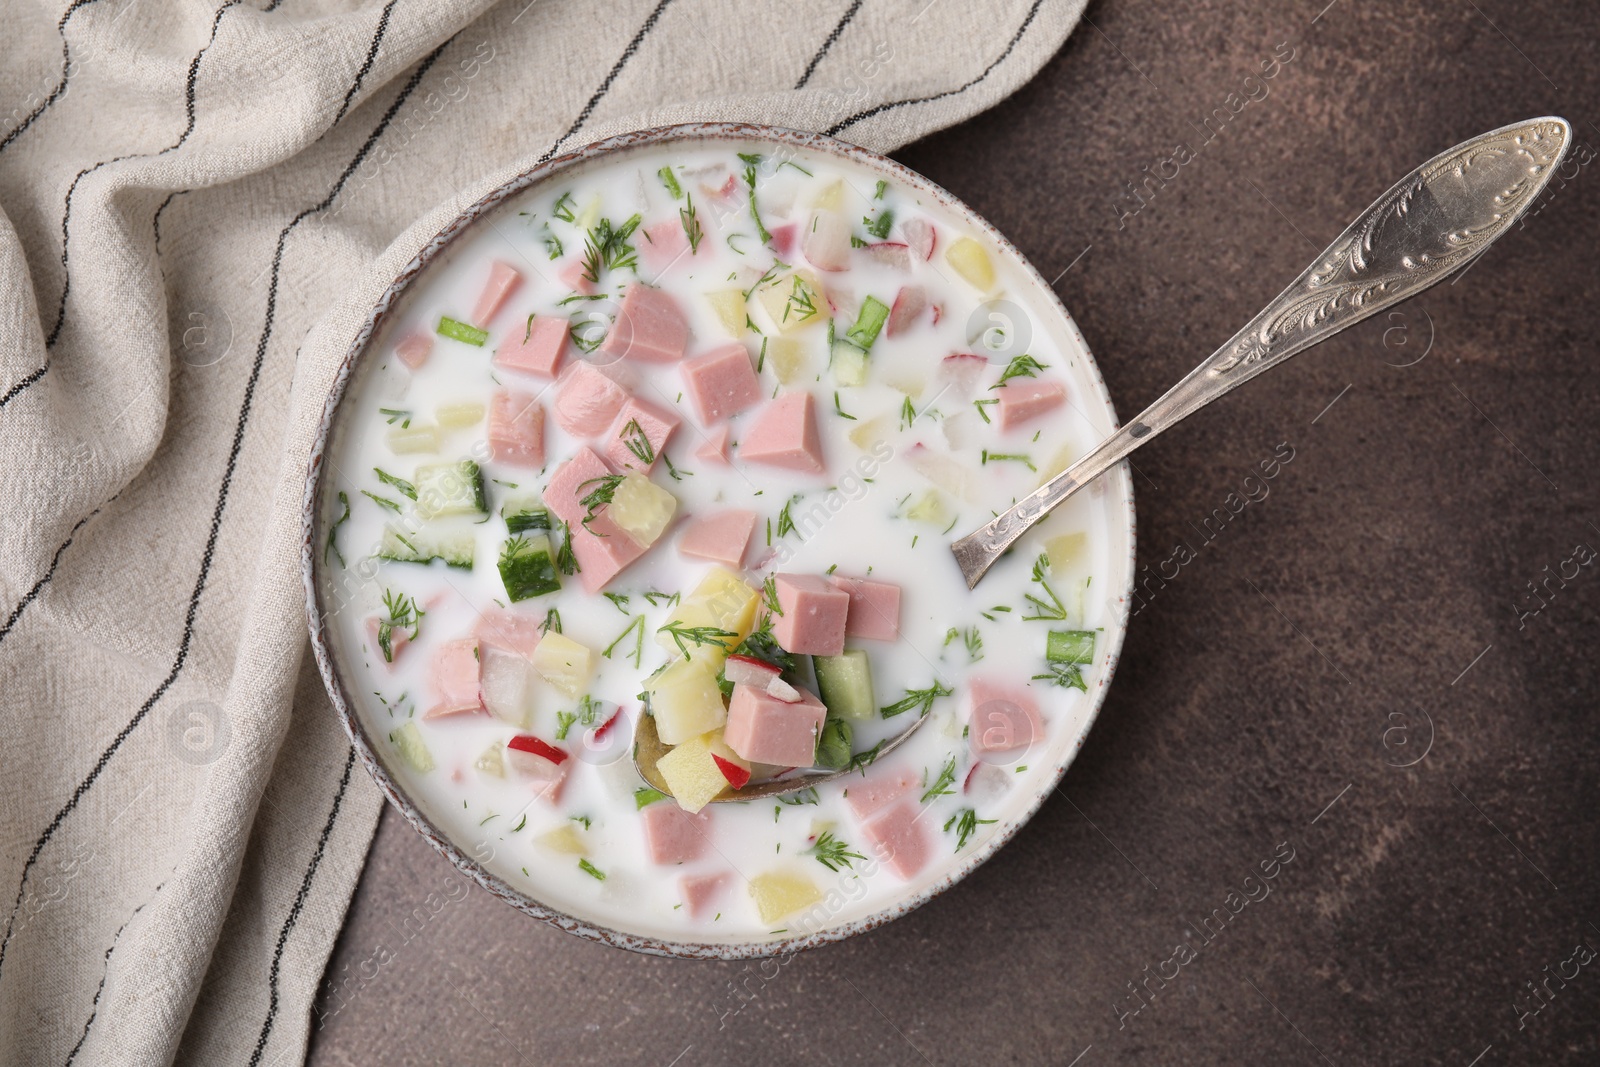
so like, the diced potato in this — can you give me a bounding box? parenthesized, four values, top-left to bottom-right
(1038, 443, 1074, 486)
(809, 180, 845, 210)
(945, 236, 995, 291)
(574, 195, 601, 232)
(536, 824, 588, 855)
(436, 401, 485, 428)
(748, 869, 824, 923)
(656, 729, 742, 812)
(905, 490, 950, 527)
(705, 289, 748, 337)
(1046, 531, 1088, 575)
(765, 336, 807, 384)
(906, 447, 975, 502)
(390, 721, 433, 772)
(386, 423, 439, 454)
(644, 659, 727, 744)
(655, 567, 758, 667)
(883, 371, 925, 398)
(753, 270, 826, 334)
(531, 632, 594, 697)
(847, 416, 891, 452)
(608, 474, 676, 547)
(474, 744, 504, 778)
(829, 342, 868, 387)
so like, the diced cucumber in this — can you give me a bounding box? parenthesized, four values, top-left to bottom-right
(499, 533, 562, 601)
(437, 316, 488, 346)
(814, 716, 852, 770)
(905, 490, 950, 526)
(502, 493, 551, 534)
(415, 460, 487, 519)
(436, 401, 485, 428)
(1047, 630, 1096, 665)
(844, 295, 890, 351)
(813, 649, 875, 721)
(830, 340, 868, 387)
(389, 721, 434, 772)
(377, 525, 475, 569)
(385, 423, 439, 454)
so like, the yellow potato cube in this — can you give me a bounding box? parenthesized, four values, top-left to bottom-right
(945, 236, 995, 291)
(753, 270, 826, 333)
(531, 632, 593, 697)
(1046, 531, 1088, 576)
(608, 474, 676, 547)
(905, 490, 951, 527)
(536, 824, 588, 855)
(657, 729, 743, 813)
(748, 869, 824, 924)
(656, 568, 757, 666)
(810, 180, 845, 210)
(436, 401, 485, 428)
(574, 195, 601, 232)
(847, 416, 892, 453)
(474, 744, 504, 778)
(765, 336, 807, 384)
(705, 289, 748, 337)
(644, 658, 727, 744)
(1037, 443, 1074, 486)
(385, 423, 439, 454)
(390, 721, 433, 773)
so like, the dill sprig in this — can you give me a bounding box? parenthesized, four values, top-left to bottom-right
(1021, 553, 1068, 621)
(991, 354, 1048, 389)
(741, 159, 772, 245)
(361, 490, 401, 513)
(944, 807, 997, 850)
(578, 858, 606, 881)
(658, 166, 683, 199)
(555, 710, 577, 740)
(680, 192, 703, 253)
(657, 621, 736, 661)
(921, 755, 957, 804)
(982, 450, 1037, 472)
(552, 519, 580, 576)
(540, 607, 563, 635)
(619, 418, 655, 465)
(807, 831, 866, 873)
(603, 615, 646, 668)
(775, 494, 802, 539)
(580, 214, 642, 283)
(577, 474, 625, 534)
(376, 588, 424, 663)
(1033, 661, 1088, 691)
(552, 191, 577, 223)
(761, 575, 784, 617)
(881, 680, 954, 719)
(373, 468, 417, 499)
(782, 275, 818, 324)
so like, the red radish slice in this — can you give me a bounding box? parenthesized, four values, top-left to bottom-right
(938, 352, 989, 395)
(803, 211, 852, 271)
(902, 217, 936, 260)
(963, 763, 981, 793)
(507, 734, 568, 765)
(864, 242, 911, 271)
(592, 709, 622, 742)
(771, 222, 798, 257)
(712, 753, 752, 789)
(725, 655, 780, 687)
(886, 285, 928, 337)
(766, 677, 802, 703)
(931, 303, 943, 325)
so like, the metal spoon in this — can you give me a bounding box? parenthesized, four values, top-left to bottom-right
(953, 116, 1572, 588)
(632, 706, 930, 805)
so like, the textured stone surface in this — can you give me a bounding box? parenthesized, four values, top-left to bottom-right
(309, 3, 1600, 1063)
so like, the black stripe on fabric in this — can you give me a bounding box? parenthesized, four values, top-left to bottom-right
(0, 0, 108, 156)
(794, 0, 863, 89)
(245, 748, 356, 1067)
(333, 0, 400, 124)
(0, 36, 453, 987)
(0, 508, 98, 645)
(824, 0, 1045, 137)
(44, 0, 244, 349)
(152, 189, 184, 249)
(0, 362, 50, 411)
(536, 0, 677, 166)
(62, 887, 159, 1066)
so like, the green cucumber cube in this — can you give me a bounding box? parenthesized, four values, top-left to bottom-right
(844, 295, 890, 351)
(415, 460, 487, 519)
(499, 533, 561, 601)
(390, 721, 434, 772)
(813, 649, 875, 721)
(814, 716, 853, 770)
(830, 341, 868, 387)
(377, 525, 475, 570)
(502, 492, 551, 534)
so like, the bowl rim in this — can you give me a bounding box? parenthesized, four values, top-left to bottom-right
(301, 120, 1137, 960)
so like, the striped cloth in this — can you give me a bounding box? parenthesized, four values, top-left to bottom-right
(0, 0, 1083, 1062)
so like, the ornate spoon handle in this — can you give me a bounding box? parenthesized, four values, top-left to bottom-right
(953, 116, 1572, 588)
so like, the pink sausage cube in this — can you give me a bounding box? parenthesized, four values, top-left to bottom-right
(677, 509, 756, 569)
(487, 389, 545, 469)
(558, 259, 595, 295)
(681, 343, 761, 423)
(604, 395, 680, 473)
(601, 284, 690, 363)
(679, 871, 731, 919)
(723, 683, 827, 767)
(552, 361, 627, 437)
(641, 802, 712, 865)
(566, 521, 646, 593)
(494, 315, 568, 380)
(967, 676, 1043, 754)
(475, 609, 543, 657)
(394, 331, 434, 370)
(543, 447, 611, 527)
(425, 638, 481, 718)
(771, 573, 849, 657)
(738, 392, 825, 474)
(827, 575, 901, 642)
(366, 615, 409, 668)
(696, 424, 732, 466)
(472, 261, 522, 327)
(861, 801, 931, 880)
(996, 378, 1066, 431)
(845, 767, 918, 821)
(639, 218, 691, 274)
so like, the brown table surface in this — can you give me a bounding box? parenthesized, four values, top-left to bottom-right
(309, 2, 1600, 1063)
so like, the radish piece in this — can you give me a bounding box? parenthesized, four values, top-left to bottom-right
(770, 222, 798, 258)
(864, 242, 911, 271)
(886, 285, 928, 338)
(712, 753, 752, 790)
(479, 644, 532, 724)
(725, 654, 780, 687)
(766, 677, 802, 703)
(902, 217, 936, 261)
(931, 303, 943, 326)
(803, 211, 852, 272)
(592, 708, 623, 742)
(507, 734, 568, 765)
(938, 352, 989, 395)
